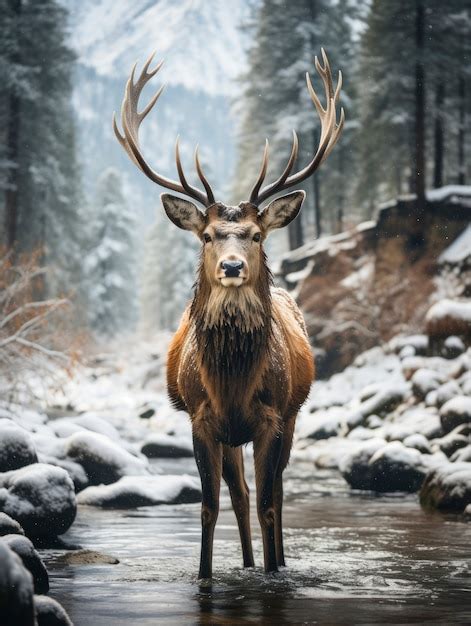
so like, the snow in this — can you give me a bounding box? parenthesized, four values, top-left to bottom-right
(0, 421, 37, 472)
(66, 0, 250, 97)
(0, 512, 25, 536)
(341, 261, 374, 290)
(426, 299, 471, 323)
(1, 534, 49, 594)
(439, 225, 471, 265)
(426, 185, 471, 203)
(77, 474, 201, 508)
(63, 431, 150, 484)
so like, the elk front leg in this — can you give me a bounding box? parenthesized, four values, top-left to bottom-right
(222, 446, 254, 568)
(253, 419, 283, 573)
(193, 430, 222, 579)
(274, 416, 296, 567)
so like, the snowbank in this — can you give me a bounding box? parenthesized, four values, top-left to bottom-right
(77, 474, 201, 508)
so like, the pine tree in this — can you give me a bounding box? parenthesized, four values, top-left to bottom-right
(85, 168, 138, 337)
(140, 213, 198, 334)
(232, 0, 358, 247)
(0, 0, 83, 292)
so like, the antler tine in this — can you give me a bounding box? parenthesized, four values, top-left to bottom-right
(113, 53, 215, 207)
(195, 146, 216, 205)
(249, 139, 269, 204)
(251, 49, 344, 207)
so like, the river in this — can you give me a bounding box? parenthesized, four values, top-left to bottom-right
(40, 458, 471, 625)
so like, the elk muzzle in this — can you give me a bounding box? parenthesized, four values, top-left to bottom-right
(218, 257, 247, 287)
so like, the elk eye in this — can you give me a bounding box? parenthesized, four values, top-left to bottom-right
(203, 233, 212, 243)
(253, 232, 261, 243)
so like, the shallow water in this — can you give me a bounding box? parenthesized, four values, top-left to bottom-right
(41, 459, 471, 625)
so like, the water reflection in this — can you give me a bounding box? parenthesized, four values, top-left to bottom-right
(40, 462, 471, 625)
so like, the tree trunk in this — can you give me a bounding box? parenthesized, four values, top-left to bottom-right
(4, 0, 22, 249)
(433, 82, 444, 189)
(288, 212, 304, 250)
(414, 0, 426, 212)
(458, 73, 465, 185)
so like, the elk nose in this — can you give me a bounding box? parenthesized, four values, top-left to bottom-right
(221, 260, 244, 277)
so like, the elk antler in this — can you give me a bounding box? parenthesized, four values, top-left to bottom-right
(249, 48, 345, 207)
(113, 52, 215, 207)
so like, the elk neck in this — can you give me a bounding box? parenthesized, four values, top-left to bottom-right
(190, 251, 273, 387)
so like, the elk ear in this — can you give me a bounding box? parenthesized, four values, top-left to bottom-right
(161, 193, 206, 235)
(260, 190, 306, 232)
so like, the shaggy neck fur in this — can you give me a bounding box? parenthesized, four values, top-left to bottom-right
(190, 251, 273, 383)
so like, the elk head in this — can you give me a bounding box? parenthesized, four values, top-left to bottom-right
(113, 50, 344, 291)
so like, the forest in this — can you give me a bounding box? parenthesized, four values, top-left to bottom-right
(0, 1, 470, 625)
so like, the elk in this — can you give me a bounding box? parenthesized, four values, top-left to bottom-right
(114, 49, 344, 579)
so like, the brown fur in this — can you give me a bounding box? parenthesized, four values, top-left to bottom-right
(166, 203, 314, 577)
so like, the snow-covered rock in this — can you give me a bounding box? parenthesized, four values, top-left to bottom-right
(37, 454, 89, 492)
(429, 380, 461, 408)
(411, 368, 446, 400)
(367, 442, 427, 493)
(77, 474, 201, 508)
(420, 462, 471, 512)
(443, 336, 466, 359)
(451, 445, 471, 463)
(141, 433, 193, 458)
(339, 438, 387, 490)
(63, 431, 149, 485)
(431, 425, 470, 458)
(381, 407, 442, 441)
(0, 512, 25, 536)
(389, 334, 429, 356)
(34, 595, 73, 626)
(403, 433, 432, 454)
(299, 406, 346, 441)
(0, 464, 76, 538)
(1, 534, 49, 594)
(346, 384, 409, 429)
(439, 396, 471, 434)
(426, 299, 471, 340)
(0, 421, 38, 472)
(0, 542, 35, 626)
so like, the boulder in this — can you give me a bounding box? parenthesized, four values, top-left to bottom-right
(141, 434, 194, 458)
(339, 438, 387, 490)
(389, 334, 429, 356)
(77, 474, 201, 508)
(443, 336, 465, 359)
(0, 512, 25, 536)
(0, 542, 35, 626)
(1, 534, 49, 593)
(403, 433, 432, 454)
(63, 431, 149, 485)
(37, 454, 89, 492)
(411, 368, 446, 400)
(0, 421, 37, 472)
(368, 441, 427, 492)
(420, 462, 471, 512)
(382, 407, 442, 441)
(431, 426, 469, 457)
(431, 380, 462, 408)
(0, 463, 76, 538)
(439, 396, 471, 434)
(34, 595, 73, 626)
